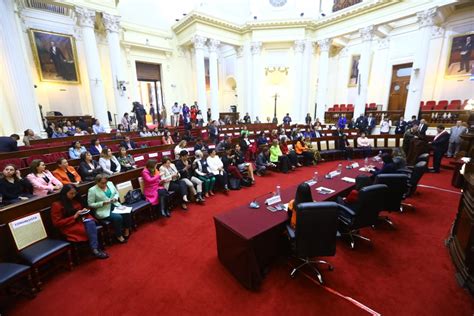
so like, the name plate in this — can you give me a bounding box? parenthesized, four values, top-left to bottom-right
(265, 195, 281, 206)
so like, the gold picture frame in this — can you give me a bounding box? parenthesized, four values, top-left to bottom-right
(348, 54, 360, 87)
(29, 29, 80, 84)
(445, 31, 474, 78)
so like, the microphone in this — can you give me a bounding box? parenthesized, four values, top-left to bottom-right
(249, 191, 274, 209)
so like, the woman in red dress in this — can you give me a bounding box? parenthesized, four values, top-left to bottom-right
(51, 184, 108, 259)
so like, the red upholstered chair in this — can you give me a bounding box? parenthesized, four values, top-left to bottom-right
(339, 104, 347, 112)
(25, 155, 48, 166)
(423, 100, 436, 111)
(149, 140, 162, 147)
(0, 158, 23, 170)
(369, 103, 377, 110)
(447, 100, 462, 110)
(333, 104, 339, 111)
(347, 104, 354, 112)
(434, 100, 448, 110)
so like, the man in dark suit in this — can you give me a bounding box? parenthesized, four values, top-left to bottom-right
(429, 125, 450, 173)
(0, 134, 20, 152)
(49, 41, 67, 79)
(418, 119, 428, 136)
(459, 35, 472, 73)
(120, 136, 137, 150)
(394, 116, 407, 135)
(355, 114, 368, 133)
(406, 115, 419, 129)
(366, 113, 376, 134)
(208, 120, 219, 144)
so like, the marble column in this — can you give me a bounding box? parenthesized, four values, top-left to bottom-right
(315, 38, 331, 123)
(208, 39, 220, 121)
(404, 8, 437, 119)
(354, 25, 375, 118)
(0, 0, 43, 135)
(251, 41, 262, 121)
(293, 40, 305, 123)
(236, 46, 245, 116)
(75, 7, 110, 129)
(243, 43, 253, 121)
(191, 35, 208, 122)
(300, 40, 313, 122)
(103, 13, 128, 121)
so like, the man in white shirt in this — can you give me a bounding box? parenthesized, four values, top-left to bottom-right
(92, 119, 106, 134)
(172, 102, 181, 127)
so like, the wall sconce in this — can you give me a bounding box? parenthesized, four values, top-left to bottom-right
(265, 66, 289, 76)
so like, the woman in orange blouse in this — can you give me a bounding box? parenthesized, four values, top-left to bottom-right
(52, 158, 82, 185)
(288, 182, 313, 230)
(295, 136, 315, 166)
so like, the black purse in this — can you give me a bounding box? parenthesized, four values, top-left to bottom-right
(124, 189, 143, 204)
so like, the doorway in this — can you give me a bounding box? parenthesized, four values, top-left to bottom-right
(387, 63, 412, 112)
(136, 61, 164, 125)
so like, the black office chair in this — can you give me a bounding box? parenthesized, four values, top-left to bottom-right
(338, 184, 388, 248)
(407, 161, 427, 197)
(286, 202, 339, 284)
(374, 174, 409, 226)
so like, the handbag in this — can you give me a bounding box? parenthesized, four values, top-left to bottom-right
(125, 188, 143, 204)
(241, 177, 252, 187)
(229, 177, 241, 190)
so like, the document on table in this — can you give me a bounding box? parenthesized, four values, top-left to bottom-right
(305, 179, 317, 186)
(112, 206, 133, 214)
(341, 177, 356, 183)
(315, 187, 335, 195)
(359, 167, 374, 172)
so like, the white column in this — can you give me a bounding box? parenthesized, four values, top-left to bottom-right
(103, 13, 128, 122)
(251, 41, 262, 120)
(404, 8, 437, 119)
(354, 26, 375, 118)
(208, 39, 220, 121)
(300, 40, 313, 122)
(192, 35, 208, 122)
(236, 46, 245, 116)
(293, 40, 305, 123)
(315, 38, 331, 123)
(0, 0, 43, 135)
(75, 7, 110, 129)
(244, 43, 253, 121)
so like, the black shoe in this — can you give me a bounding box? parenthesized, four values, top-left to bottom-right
(93, 249, 109, 259)
(160, 209, 167, 217)
(165, 210, 171, 217)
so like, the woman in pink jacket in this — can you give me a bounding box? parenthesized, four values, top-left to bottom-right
(26, 159, 63, 197)
(142, 159, 170, 217)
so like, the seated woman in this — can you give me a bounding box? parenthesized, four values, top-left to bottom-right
(175, 150, 205, 202)
(0, 164, 31, 204)
(304, 136, 323, 163)
(256, 131, 268, 147)
(295, 136, 316, 166)
(371, 153, 398, 176)
(222, 148, 244, 181)
(206, 149, 230, 191)
(142, 159, 169, 217)
(338, 174, 372, 210)
(288, 182, 314, 230)
(234, 144, 255, 183)
(269, 139, 291, 173)
(193, 150, 216, 197)
(140, 126, 153, 137)
(392, 148, 407, 170)
(174, 140, 187, 159)
(89, 139, 103, 156)
(357, 132, 372, 158)
(53, 158, 82, 185)
(240, 125, 250, 137)
(51, 185, 108, 259)
(87, 174, 131, 243)
(159, 157, 189, 210)
(69, 141, 87, 159)
(78, 151, 103, 182)
(280, 137, 300, 168)
(23, 129, 42, 146)
(116, 147, 136, 171)
(52, 127, 67, 138)
(270, 129, 279, 142)
(99, 148, 121, 175)
(26, 159, 63, 197)
(162, 130, 174, 145)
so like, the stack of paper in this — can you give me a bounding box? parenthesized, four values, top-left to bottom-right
(341, 177, 356, 183)
(315, 187, 335, 194)
(112, 206, 133, 214)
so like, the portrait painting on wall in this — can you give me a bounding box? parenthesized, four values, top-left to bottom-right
(446, 32, 473, 77)
(29, 29, 80, 83)
(348, 55, 360, 87)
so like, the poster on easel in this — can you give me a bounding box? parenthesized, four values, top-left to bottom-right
(8, 213, 47, 250)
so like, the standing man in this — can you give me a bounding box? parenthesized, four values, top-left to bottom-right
(243, 112, 251, 124)
(447, 120, 467, 157)
(366, 113, 376, 135)
(182, 103, 190, 128)
(208, 120, 219, 144)
(121, 113, 131, 131)
(337, 114, 347, 129)
(305, 113, 312, 126)
(418, 119, 428, 136)
(0, 134, 20, 152)
(355, 114, 368, 133)
(49, 41, 67, 79)
(406, 115, 419, 129)
(429, 125, 450, 173)
(171, 102, 181, 127)
(283, 113, 292, 125)
(207, 108, 212, 123)
(132, 102, 146, 129)
(149, 104, 156, 124)
(395, 116, 407, 135)
(459, 35, 472, 73)
(160, 105, 167, 127)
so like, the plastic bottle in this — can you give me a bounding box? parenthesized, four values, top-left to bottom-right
(313, 171, 318, 182)
(276, 185, 281, 196)
(337, 163, 342, 173)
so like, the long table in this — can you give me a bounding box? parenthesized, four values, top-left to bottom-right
(213, 166, 372, 290)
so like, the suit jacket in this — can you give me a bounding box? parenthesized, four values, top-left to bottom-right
(372, 162, 398, 176)
(26, 170, 62, 197)
(52, 166, 82, 185)
(431, 131, 450, 153)
(87, 182, 121, 219)
(78, 160, 103, 182)
(394, 120, 407, 134)
(449, 126, 467, 142)
(367, 117, 376, 130)
(333, 131, 349, 150)
(355, 116, 368, 131)
(419, 124, 428, 136)
(0, 137, 18, 152)
(120, 140, 137, 150)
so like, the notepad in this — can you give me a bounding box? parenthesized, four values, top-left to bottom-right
(316, 187, 335, 194)
(341, 177, 356, 183)
(305, 180, 317, 186)
(112, 206, 133, 214)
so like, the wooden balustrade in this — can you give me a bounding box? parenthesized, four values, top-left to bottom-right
(420, 110, 470, 126)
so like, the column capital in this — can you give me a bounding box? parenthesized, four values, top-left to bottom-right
(191, 35, 207, 50)
(236, 46, 244, 58)
(377, 38, 390, 50)
(317, 38, 331, 52)
(102, 13, 120, 34)
(359, 25, 375, 42)
(251, 41, 262, 55)
(208, 39, 221, 53)
(75, 7, 96, 28)
(293, 40, 305, 53)
(417, 7, 438, 28)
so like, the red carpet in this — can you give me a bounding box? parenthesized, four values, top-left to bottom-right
(4, 159, 474, 315)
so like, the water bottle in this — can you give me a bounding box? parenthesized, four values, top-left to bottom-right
(313, 171, 318, 183)
(364, 157, 369, 168)
(337, 163, 342, 173)
(276, 185, 281, 196)
(378, 150, 382, 157)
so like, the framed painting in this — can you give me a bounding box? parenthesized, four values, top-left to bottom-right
(446, 32, 473, 78)
(348, 54, 360, 87)
(29, 29, 80, 84)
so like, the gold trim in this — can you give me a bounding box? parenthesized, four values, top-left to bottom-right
(348, 54, 360, 87)
(445, 31, 474, 79)
(28, 28, 81, 84)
